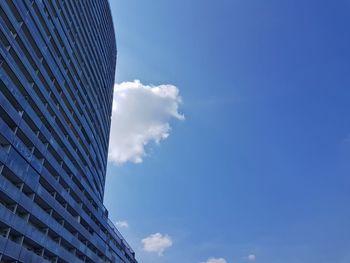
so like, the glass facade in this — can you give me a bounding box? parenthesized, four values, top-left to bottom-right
(0, 0, 137, 262)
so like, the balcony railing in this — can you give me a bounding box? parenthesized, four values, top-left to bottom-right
(107, 218, 135, 255)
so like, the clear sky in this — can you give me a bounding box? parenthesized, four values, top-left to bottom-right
(104, 1, 350, 263)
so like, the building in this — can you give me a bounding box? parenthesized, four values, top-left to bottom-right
(0, 0, 137, 262)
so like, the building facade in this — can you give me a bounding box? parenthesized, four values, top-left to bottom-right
(0, 0, 137, 262)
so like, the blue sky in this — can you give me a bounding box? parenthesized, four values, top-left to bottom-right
(104, 1, 350, 262)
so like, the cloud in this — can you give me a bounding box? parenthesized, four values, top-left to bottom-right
(108, 80, 184, 164)
(202, 258, 227, 263)
(141, 233, 173, 256)
(247, 254, 256, 261)
(116, 220, 129, 228)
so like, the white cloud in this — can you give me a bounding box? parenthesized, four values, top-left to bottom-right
(247, 254, 256, 261)
(141, 233, 173, 256)
(202, 258, 227, 263)
(108, 80, 184, 165)
(116, 220, 129, 228)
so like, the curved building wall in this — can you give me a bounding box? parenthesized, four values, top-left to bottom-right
(0, 0, 136, 262)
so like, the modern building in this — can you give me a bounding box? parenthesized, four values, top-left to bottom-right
(0, 0, 137, 262)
